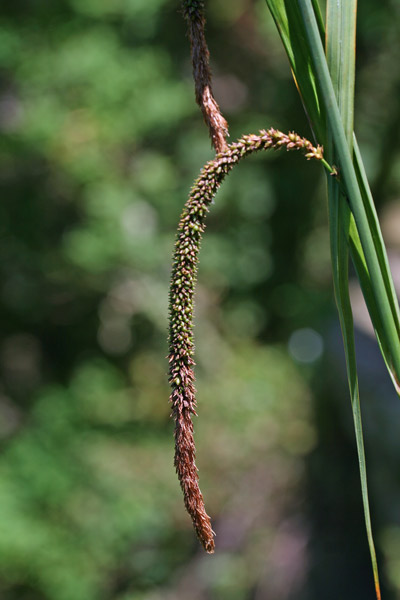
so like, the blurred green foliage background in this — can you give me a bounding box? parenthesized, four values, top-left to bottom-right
(1, 0, 400, 598)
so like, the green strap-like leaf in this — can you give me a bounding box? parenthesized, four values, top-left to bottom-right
(325, 2, 381, 597)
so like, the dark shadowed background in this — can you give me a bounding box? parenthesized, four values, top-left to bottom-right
(1, 1, 400, 598)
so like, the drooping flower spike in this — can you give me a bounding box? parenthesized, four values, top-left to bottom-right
(168, 129, 332, 553)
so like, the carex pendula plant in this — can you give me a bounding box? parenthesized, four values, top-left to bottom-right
(168, 2, 398, 596)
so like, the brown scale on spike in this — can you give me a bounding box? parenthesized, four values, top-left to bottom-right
(168, 129, 325, 553)
(182, 0, 229, 153)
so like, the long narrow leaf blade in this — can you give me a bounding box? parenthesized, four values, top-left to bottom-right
(326, 2, 381, 597)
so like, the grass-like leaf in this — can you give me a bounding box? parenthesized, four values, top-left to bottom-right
(325, 2, 381, 597)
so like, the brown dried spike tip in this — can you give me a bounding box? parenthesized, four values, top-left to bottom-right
(169, 129, 327, 553)
(182, 0, 229, 153)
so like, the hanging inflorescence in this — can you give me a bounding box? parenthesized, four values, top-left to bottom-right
(168, 129, 325, 553)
